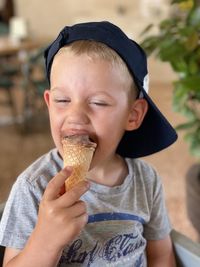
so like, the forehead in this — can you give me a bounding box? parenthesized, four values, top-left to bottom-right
(52, 41, 134, 87)
(55, 40, 124, 62)
(51, 51, 127, 88)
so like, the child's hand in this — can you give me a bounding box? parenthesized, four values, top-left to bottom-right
(33, 167, 90, 253)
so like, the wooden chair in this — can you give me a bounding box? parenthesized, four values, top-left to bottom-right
(0, 203, 5, 266)
(171, 229, 200, 267)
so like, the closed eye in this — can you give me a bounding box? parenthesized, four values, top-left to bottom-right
(54, 99, 70, 103)
(93, 102, 108, 106)
(89, 101, 109, 106)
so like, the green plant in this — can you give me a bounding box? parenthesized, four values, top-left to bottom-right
(140, 0, 200, 158)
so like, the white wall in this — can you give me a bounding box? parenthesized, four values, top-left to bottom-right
(15, 0, 170, 40)
(14, 0, 176, 83)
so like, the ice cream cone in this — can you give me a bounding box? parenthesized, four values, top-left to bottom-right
(62, 135, 96, 191)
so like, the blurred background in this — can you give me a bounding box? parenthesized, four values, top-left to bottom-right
(0, 0, 199, 242)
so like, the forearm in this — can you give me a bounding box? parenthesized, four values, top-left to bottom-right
(5, 250, 62, 267)
(147, 246, 176, 267)
(5, 230, 63, 267)
(147, 251, 177, 267)
(146, 237, 177, 267)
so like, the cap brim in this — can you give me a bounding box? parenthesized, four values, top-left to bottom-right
(117, 88, 178, 158)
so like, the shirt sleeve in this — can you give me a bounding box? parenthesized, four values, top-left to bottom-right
(0, 176, 40, 249)
(143, 169, 172, 240)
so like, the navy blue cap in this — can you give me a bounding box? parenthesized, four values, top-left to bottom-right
(44, 21, 178, 158)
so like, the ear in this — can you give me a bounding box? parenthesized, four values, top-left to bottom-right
(126, 99, 148, 131)
(44, 89, 51, 108)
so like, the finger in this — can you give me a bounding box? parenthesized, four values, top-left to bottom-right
(63, 213, 88, 243)
(65, 200, 87, 218)
(58, 180, 90, 207)
(44, 167, 72, 201)
(59, 184, 66, 197)
(73, 213, 88, 228)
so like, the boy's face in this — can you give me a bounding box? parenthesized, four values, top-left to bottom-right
(44, 51, 141, 167)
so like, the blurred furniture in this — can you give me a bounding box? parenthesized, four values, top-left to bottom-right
(0, 21, 8, 35)
(0, 0, 15, 24)
(0, 34, 19, 125)
(171, 230, 200, 267)
(18, 46, 48, 132)
(0, 75, 16, 120)
(0, 200, 199, 267)
(0, 36, 45, 56)
(0, 202, 5, 266)
(25, 46, 48, 97)
(0, 36, 48, 129)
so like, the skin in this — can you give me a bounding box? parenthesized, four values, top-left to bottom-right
(3, 51, 176, 266)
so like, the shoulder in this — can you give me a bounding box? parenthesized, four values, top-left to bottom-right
(15, 148, 62, 189)
(125, 158, 162, 200)
(126, 158, 160, 184)
(0, 149, 63, 250)
(4, 148, 63, 213)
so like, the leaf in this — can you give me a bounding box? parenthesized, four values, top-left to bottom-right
(176, 120, 197, 130)
(173, 83, 189, 111)
(188, 59, 199, 74)
(177, 0, 194, 11)
(140, 36, 162, 55)
(179, 76, 200, 91)
(184, 131, 199, 145)
(185, 31, 199, 51)
(171, 58, 188, 73)
(188, 130, 200, 158)
(140, 24, 154, 36)
(171, 0, 189, 4)
(157, 38, 188, 62)
(188, 6, 200, 27)
(159, 19, 177, 30)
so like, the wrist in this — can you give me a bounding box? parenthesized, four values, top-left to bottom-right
(23, 228, 64, 266)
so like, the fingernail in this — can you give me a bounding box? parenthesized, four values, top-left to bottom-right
(85, 180, 90, 189)
(63, 166, 73, 174)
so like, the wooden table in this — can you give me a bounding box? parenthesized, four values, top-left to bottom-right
(0, 36, 47, 56)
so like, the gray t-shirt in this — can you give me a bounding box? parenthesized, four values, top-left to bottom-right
(0, 149, 171, 267)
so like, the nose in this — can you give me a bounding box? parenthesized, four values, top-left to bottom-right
(65, 103, 90, 126)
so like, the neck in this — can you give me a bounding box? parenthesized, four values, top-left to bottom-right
(88, 154, 128, 187)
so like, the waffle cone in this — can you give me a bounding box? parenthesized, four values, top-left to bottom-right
(62, 135, 96, 191)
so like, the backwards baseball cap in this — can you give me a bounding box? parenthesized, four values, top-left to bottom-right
(44, 21, 177, 158)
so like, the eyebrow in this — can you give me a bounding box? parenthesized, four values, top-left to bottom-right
(50, 87, 63, 92)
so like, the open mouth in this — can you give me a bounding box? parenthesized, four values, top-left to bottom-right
(89, 136, 95, 143)
(62, 133, 97, 147)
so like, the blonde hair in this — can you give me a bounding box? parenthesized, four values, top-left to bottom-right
(54, 40, 138, 97)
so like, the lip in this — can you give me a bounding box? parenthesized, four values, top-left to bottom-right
(62, 129, 89, 137)
(61, 129, 97, 144)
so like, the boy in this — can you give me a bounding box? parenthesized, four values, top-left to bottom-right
(0, 21, 177, 266)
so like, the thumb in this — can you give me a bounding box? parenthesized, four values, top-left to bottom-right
(43, 167, 72, 200)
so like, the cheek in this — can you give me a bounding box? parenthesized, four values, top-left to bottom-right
(48, 102, 65, 126)
(48, 109, 64, 147)
(49, 109, 61, 132)
(94, 113, 126, 144)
